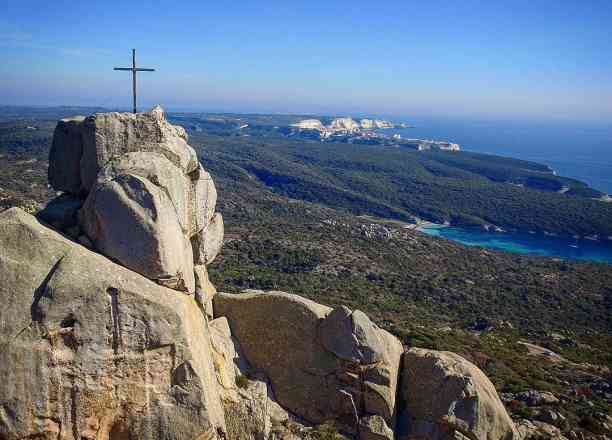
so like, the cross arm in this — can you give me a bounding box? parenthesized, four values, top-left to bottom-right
(134, 68, 155, 72)
(113, 67, 133, 71)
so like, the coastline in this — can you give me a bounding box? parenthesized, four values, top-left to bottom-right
(383, 121, 612, 196)
(414, 221, 446, 232)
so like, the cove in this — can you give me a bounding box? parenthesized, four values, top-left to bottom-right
(418, 224, 612, 264)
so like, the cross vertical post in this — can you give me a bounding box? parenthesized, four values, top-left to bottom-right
(132, 49, 137, 114)
(114, 49, 156, 114)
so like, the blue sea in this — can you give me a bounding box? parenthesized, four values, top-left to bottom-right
(419, 224, 612, 264)
(382, 117, 612, 263)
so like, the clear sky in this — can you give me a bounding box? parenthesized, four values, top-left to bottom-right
(1, 0, 611, 121)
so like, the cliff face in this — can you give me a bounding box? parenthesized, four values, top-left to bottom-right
(0, 107, 516, 440)
(329, 117, 361, 132)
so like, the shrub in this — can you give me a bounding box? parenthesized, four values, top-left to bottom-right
(235, 373, 249, 389)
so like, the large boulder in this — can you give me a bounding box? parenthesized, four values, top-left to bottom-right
(48, 116, 86, 194)
(48, 107, 199, 195)
(79, 173, 195, 292)
(98, 152, 192, 233)
(398, 348, 517, 440)
(192, 165, 218, 236)
(362, 327, 403, 424)
(0, 208, 226, 439)
(192, 212, 224, 266)
(214, 291, 335, 423)
(213, 291, 403, 437)
(319, 305, 384, 364)
(97, 153, 217, 239)
(78, 105, 198, 193)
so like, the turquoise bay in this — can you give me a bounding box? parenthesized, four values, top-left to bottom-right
(419, 224, 612, 264)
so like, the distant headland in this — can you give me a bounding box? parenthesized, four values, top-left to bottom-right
(289, 117, 460, 151)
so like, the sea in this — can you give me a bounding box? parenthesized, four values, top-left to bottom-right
(380, 117, 612, 263)
(419, 224, 612, 264)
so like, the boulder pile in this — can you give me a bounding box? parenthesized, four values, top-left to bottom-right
(0, 107, 518, 440)
(42, 106, 222, 299)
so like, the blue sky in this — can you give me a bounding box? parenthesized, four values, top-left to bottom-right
(1, 0, 611, 121)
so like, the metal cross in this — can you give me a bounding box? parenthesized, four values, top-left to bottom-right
(113, 49, 155, 113)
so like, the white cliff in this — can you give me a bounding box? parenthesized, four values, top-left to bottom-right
(293, 117, 400, 133)
(329, 117, 361, 132)
(291, 119, 326, 130)
(373, 119, 394, 128)
(360, 118, 375, 129)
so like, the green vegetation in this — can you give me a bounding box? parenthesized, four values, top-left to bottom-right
(311, 423, 347, 440)
(1, 106, 611, 431)
(235, 373, 249, 389)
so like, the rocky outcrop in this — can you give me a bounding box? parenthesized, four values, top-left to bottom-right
(515, 420, 568, 440)
(0, 208, 517, 440)
(213, 290, 403, 437)
(398, 348, 517, 440)
(44, 106, 223, 293)
(0, 207, 225, 439)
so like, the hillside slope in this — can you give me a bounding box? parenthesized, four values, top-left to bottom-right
(183, 128, 612, 238)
